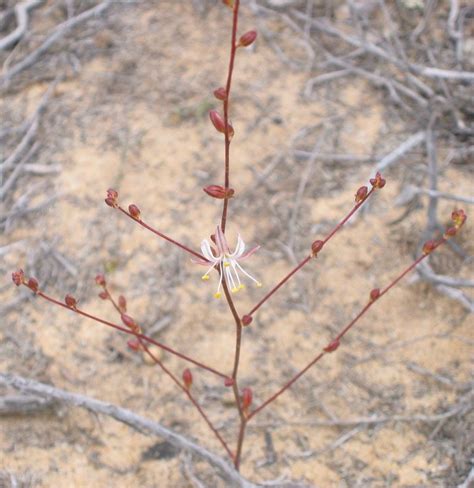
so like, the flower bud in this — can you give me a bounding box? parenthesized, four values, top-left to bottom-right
(95, 274, 106, 286)
(222, 0, 234, 8)
(311, 240, 324, 257)
(12, 269, 25, 286)
(451, 209, 467, 229)
(183, 368, 193, 390)
(128, 204, 141, 220)
(105, 189, 118, 208)
(422, 239, 437, 255)
(127, 339, 141, 352)
(118, 295, 127, 313)
(242, 387, 253, 410)
(203, 185, 235, 199)
(355, 186, 368, 203)
(27, 277, 39, 293)
(98, 291, 108, 300)
(213, 87, 227, 101)
(242, 315, 253, 326)
(121, 313, 137, 330)
(65, 294, 77, 308)
(369, 288, 380, 301)
(323, 339, 340, 353)
(224, 377, 234, 387)
(369, 172, 386, 189)
(443, 227, 457, 239)
(209, 110, 225, 133)
(238, 30, 257, 47)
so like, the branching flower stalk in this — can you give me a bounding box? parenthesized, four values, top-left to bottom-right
(11, 0, 469, 474)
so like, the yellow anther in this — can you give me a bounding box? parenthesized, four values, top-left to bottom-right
(202, 275, 210, 281)
(239, 284, 245, 290)
(224, 262, 230, 267)
(256, 282, 262, 288)
(231, 287, 238, 293)
(214, 292, 222, 299)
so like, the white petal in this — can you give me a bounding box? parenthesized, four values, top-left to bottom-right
(201, 239, 218, 262)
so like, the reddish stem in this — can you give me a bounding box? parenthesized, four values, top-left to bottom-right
(34, 289, 228, 380)
(220, 0, 240, 233)
(245, 188, 376, 318)
(247, 238, 445, 420)
(118, 206, 207, 262)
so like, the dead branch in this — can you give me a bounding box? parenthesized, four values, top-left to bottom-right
(1, 1, 112, 84)
(374, 131, 425, 174)
(0, 394, 55, 415)
(0, 373, 259, 488)
(0, 0, 43, 51)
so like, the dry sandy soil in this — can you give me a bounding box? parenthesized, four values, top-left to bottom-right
(1, 1, 473, 487)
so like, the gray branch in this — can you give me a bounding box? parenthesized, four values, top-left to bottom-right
(0, 373, 259, 488)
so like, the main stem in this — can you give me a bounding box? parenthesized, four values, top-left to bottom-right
(218, 0, 248, 469)
(220, 0, 240, 233)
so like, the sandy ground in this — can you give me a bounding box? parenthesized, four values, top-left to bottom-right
(1, 1, 473, 487)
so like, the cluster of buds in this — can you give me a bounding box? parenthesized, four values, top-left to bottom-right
(370, 172, 386, 189)
(12, 269, 40, 293)
(105, 188, 119, 208)
(203, 185, 235, 200)
(95, 274, 109, 300)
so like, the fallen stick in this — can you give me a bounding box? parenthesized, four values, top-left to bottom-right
(0, 0, 43, 51)
(1, 1, 111, 83)
(0, 373, 259, 488)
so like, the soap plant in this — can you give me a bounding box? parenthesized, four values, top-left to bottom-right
(12, 0, 468, 472)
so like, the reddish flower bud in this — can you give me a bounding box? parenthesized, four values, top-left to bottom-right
(107, 188, 118, 200)
(128, 204, 141, 220)
(203, 185, 235, 199)
(224, 377, 234, 387)
(27, 277, 39, 293)
(324, 339, 340, 353)
(183, 368, 193, 390)
(65, 294, 77, 308)
(443, 227, 457, 239)
(209, 110, 225, 133)
(118, 295, 127, 313)
(355, 186, 368, 203)
(311, 240, 324, 257)
(370, 288, 380, 301)
(127, 339, 141, 352)
(213, 87, 227, 101)
(241, 387, 253, 410)
(105, 189, 118, 208)
(12, 269, 25, 286)
(121, 313, 137, 330)
(95, 274, 106, 286)
(422, 239, 437, 255)
(370, 172, 386, 189)
(238, 30, 257, 47)
(451, 209, 467, 229)
(242, 315, 253, 326)
(98, 291, 108, 300)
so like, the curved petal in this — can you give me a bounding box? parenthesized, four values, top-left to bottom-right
(230, 234, 245, 258)
(215, 226, 230, 254)
(201, 239, 219, 262)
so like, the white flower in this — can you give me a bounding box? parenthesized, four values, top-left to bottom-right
(194, 226, 261, 298)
